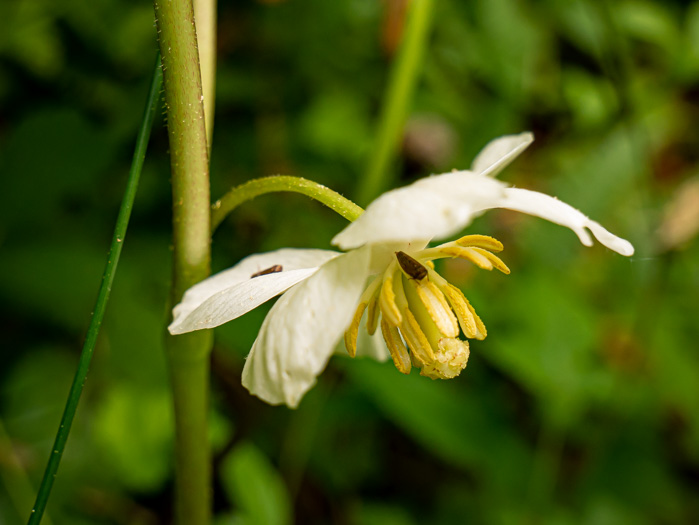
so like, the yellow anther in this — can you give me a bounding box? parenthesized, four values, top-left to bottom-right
(470, 247, 510, 274)
(346, 234, 503, 376)
(344, 302, 367, 358)
(454, 234, 504, 252)
(413, 280, 459, 338)
(401, 307, 435, 366)
(410, 351, 424, 368)
(366, 295, 380, 335)
(380, 319, 412, 374)
(465, 297, 487, 339)
(357, 275, 382, 336)
(439, 246, 494, 270)
(379, 276, 402, 327)
(420, 338, 470, 379)
(439, 283, 487, 340)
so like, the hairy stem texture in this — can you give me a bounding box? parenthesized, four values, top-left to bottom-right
(211, 175, 364, 232)
(154, 0, 213, 523)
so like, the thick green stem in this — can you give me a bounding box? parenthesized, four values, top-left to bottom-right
(357, 0, 435, 204)
(211, 175, 364, 232)
(167, 332, 212, 525)
(154, 0, 211, 303)
(154, 0, 213, 523)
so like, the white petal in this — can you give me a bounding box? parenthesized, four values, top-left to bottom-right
(332, 171, 506, 249)
(470, 132, 534, 177)
(169, 268, 318, 334)
(484, 188, 635, 256)
(168, 248, 340, 334)
(242, 247, 372, 407)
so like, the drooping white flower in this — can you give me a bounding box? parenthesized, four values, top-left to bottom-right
(169, 133, 634, 408)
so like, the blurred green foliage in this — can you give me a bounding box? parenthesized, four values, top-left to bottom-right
(1, 0, 698, 524)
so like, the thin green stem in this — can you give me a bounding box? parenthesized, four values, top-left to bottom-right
(154, 0, 213, 523)
(211, 175, 364, 232)
(26, 54, 163, 525)
(357, 0, 435, 204)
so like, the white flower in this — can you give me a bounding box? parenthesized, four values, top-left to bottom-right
(169, 133, 634, 408)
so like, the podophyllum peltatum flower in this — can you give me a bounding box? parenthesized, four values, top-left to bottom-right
(169, 133, 634, 407)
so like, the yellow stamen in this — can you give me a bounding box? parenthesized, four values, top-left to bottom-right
(366, 295, 380, 335)
(344, 302, 367, 357)
(401, 307, 436, 365)
(453, 234, 504, 252)
(358, 275, 382, 335)
(378, 264, 402, 327)
(427, 268, 487, 340)
(412, 280, 459, 338)
(470, 247, 510, 274)
(439, 284, 479, 339)
(409, 351, 423, 368)
(441, 246, 494, 270)
(464, 296, 487, 339)
(380, 319, 411, 374)
(393, 274, 435, 365)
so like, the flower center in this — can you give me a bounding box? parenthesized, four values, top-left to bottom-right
(344, 235, 510, 379)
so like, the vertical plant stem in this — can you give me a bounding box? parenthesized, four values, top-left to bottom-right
(357, 0, 435, 204)
(26, 54, 163, 525)
(153, 0, 213, 523)
(193, 0, 217, 149)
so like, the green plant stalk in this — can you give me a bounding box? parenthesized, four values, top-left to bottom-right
(211, 175, 364, 232)
(357, 0, 435, 204)
(193, 0, 217, 149)
(26, 54, 163, 525)
(153, 0, 213, 523)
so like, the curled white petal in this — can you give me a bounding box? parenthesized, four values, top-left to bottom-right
(242, 247, 372, 407)
(169, 268, 318, 334)
(332, 171, 506, 249)
(333, 165, 633, 256)
(483, 188, 635, 256)
(168, 248, 339, 334)
(471, 132, 534, 177)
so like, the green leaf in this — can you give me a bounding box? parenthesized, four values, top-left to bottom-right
(92, 385, 173, 491)
(343, 358, 530, 495)
(220, 442, 292, 525)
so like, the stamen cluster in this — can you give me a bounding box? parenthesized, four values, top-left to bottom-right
(344, 235, 510, 379)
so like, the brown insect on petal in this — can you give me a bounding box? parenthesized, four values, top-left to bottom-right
(250, 265, 283, 278)
(395, 251, 427, 281)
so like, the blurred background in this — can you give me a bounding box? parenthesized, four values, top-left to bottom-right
(1, 0, 698, 523)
